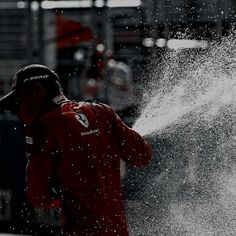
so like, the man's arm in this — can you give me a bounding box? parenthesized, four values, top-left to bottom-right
(105, 104, 152, 167)
(25, 126, 60, 209)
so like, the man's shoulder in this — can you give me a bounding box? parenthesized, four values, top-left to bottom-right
(86, 100, 113, 110)
(38, 100, 114, 123)
(36, 106, 61, 126)
(75, 100, 113, 112)
(67, 101, 116, 124)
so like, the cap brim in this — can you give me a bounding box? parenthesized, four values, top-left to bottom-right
(0, 90, 18, 112)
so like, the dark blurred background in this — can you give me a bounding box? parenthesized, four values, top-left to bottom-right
(0, 0, 236, 235)
(1, 0, 236, 107)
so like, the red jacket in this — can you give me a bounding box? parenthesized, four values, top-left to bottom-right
(24, 98, 152, 236)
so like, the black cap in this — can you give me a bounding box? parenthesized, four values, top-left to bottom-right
(0, 64, 59, 112)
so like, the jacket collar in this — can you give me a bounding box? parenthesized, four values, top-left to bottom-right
(52, 94, 68, 105)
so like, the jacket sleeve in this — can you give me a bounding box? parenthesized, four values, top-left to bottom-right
(106, 105, 152, 167)
(25, 125, 60, 209)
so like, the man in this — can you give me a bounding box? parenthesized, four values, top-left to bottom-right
(0, 64, 152, 236)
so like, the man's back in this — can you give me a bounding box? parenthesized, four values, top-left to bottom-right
(25, 100, 151, 235)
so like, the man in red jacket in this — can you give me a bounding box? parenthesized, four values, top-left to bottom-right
(0, 64, 152, 236)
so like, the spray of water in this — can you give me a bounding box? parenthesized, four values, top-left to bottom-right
(133, 35, 236, 136)
(126, 34, 236, 235)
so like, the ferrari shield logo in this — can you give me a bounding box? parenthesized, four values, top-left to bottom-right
(75, 112, 89, 128)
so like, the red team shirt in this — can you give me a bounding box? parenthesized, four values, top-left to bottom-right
(24, 98, 152, 236)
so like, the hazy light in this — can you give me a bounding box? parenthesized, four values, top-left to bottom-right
(17, 1, 26, 9)
(96, 43, 105, 53)
(42, 1, 92, 9)
(107, 0, 141, 7)
(74, 50, 85, 61)
(156, 38, 166, 48)
(167, 39, 208, 49)
(41, 0, 141, 9)
(31, 1, 40, 11)
(95, 0, 105, 8)
(142, 38, 154, 47)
